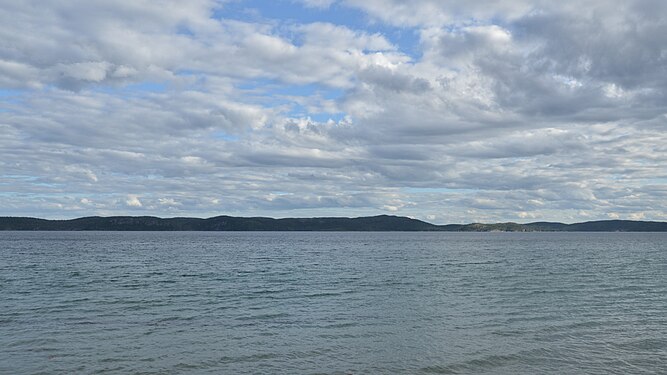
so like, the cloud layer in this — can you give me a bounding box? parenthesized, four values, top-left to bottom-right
(1, 0, 665, 222)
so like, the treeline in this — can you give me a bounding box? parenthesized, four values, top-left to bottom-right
(1, 215, 666, 231)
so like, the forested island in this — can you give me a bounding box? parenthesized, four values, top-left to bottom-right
(1, 215, 666, 231)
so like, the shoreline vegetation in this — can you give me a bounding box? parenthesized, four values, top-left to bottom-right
(1, 215, 666, 232)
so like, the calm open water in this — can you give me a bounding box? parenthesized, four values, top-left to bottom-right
(1, 231, 665, 374)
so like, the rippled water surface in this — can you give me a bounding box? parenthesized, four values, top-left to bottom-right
(1, 231, 665, 374)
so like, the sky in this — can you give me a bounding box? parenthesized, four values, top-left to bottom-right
(1, 0, 666, 223)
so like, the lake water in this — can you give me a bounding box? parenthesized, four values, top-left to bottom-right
(1, 231, 665, 374)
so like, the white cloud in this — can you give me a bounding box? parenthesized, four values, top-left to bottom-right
(158, 198, 180, 206)
(126, 195, 143, 207)
(518, 211, 537, 219)
(629, 212, 645, 221)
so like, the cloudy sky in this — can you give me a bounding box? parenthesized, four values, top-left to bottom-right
(1, 0, 666, 223)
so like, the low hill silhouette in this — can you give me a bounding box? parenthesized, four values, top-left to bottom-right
(1, 215, 666, 231)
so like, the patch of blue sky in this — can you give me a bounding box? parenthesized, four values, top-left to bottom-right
(238, 78, 318, 95)
(0, 88, 25, 97)
(302, 112, 345, 123)
(91, 81, 167, 96)
(214, 0, 368, 30)
(213, 0, 422, 59)
(241, 79, 345, 99)
(0, 89, 26, 112)
(126, 81, 167, 92)
(282, 100, 345, 123)
(284, 102, 308, 117)
(212, 131, 240, 141)
(384, 28, 422, 60)
(176, 24, 196, 37)
(0, 103, 16, 113)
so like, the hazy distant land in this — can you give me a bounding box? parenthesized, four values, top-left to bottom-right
(1, 215, 666, 231)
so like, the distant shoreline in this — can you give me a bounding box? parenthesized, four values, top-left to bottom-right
(1, 215, 666, 232)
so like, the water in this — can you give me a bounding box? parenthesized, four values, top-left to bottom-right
(1, 231, 665, 374)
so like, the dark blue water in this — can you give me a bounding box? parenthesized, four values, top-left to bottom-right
(1, 232, 665, 374)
